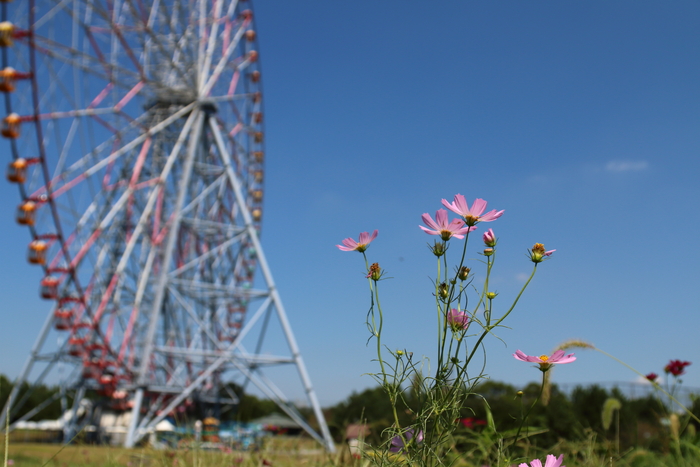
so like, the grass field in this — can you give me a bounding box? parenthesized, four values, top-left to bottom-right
(1, 437, 353, 467)
(3, 434, 700, 467)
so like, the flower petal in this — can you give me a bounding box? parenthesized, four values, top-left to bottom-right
(358, 231, 370, 244)
(549, 350, 576, 364)
(447, 218, 466, 230)
(368, 230, 378, 243)
(442, 194, 469, 216)
(470, 198, 487, 216)
(549, 350, 566, 361)
(434, 209, 449, 229)
(421, 213, 440, 231)
(452, 194, 469, 214)
(544, 454, 564, 467)
(513, 350, 543, 363)
(336, 238, 359, 251)
(419, 225, 439, 236)
(555, 354, 576, 364)
(479, 209, 505, 222)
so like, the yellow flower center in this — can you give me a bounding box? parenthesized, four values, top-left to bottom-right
(465, 215, 479, 226)
(539, 355, 549, 362)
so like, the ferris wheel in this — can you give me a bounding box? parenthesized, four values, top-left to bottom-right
(0, 0, 333, 450)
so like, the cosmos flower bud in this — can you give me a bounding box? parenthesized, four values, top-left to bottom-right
(438, 282, 449, 299)
(366, 262, 382, 281)
(483, 248, 494, 257)
(430, 241, 447, 257)
(397, 350, 404, 356)
(529, 243, 555, 263)
(457, 266, 470, 281)
(486, 291, 497, 300)
(483, 228, 496, 247)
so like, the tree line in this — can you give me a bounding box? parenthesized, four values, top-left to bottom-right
(2, 373, 699, 453)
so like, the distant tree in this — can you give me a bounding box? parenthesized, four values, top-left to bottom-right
(0, 374, 66, 421)
(571, 384, 610, 433)
(233, 393, 280, 422)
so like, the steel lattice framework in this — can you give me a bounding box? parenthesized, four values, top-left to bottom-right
(0, 0, 334, 451)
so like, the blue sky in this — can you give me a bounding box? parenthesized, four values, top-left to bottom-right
(1, 1, 699, 407)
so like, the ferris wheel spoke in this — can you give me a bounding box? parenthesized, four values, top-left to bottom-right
(112, 108, 200, 278)
(200, 16, 249, 97)
(134, 109, 204, 384)
(151, 0, 197, 88)
(199, 0, 226, 88)
(33, 0, 76, 30)
(31, 36, 141, 87)
(41, 102, 194, 202)
(135, 20, 190, 84)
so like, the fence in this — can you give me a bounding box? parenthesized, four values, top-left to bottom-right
(555, 381, 700, 410)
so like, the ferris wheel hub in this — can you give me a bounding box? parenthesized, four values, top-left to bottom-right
(198, 99, 218, 114)
(147, 88, 197, 110)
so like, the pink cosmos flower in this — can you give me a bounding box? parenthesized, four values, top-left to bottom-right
(420, 209, 475, 241)
(483, 228, 496, 247)
(513, 350, 576, 372)
(447, 309, 469, 331)
(441, 194, 504, 226)
(336, 230, 378, 252)
(519, 454, 565, 467)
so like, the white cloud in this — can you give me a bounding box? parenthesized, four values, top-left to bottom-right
(515, 272, 530, 282)
(634, 375, 651, 384)
(605, 160, 649, 173)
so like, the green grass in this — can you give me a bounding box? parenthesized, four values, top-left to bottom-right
(2, 435, 700, 467)
(0, 437, 353, 467)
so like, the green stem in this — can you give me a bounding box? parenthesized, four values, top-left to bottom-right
(369, 269, 408, 451)
(511, 370, 546, 449)
(465, 264, 538, 368)
(483, 254, 494, 325)
(373, 281, 387, 386)
(4, 404, 8, 467)
(436, 256, 444, 370)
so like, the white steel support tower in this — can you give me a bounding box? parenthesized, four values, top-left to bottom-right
(0, 0, 335, 452)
